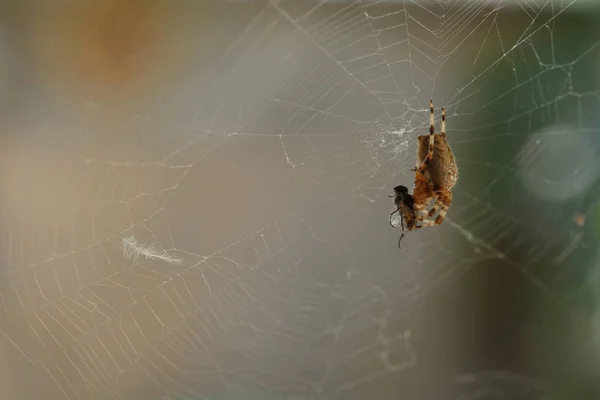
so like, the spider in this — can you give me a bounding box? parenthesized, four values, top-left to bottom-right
(389, 99, 458, 248)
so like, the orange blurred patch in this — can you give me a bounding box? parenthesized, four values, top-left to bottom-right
(78, 0, 166, 85)
(30, 0, 176, 98)
(574, 213, 585, 228)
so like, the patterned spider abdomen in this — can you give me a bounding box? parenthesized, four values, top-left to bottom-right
(416, 134, 458, 191)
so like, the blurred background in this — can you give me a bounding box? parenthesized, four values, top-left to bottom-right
(1, 0, 600, 399)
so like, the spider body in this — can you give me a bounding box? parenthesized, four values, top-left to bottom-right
(416, 133, 458, 191)
(389, 100, 458, 248)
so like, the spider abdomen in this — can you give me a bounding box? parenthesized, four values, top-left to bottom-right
(417, 134, 458, 190)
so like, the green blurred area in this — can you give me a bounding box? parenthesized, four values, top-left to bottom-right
(459, 7, 600, 398)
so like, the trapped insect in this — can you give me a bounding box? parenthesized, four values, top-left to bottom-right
(389, 99, 459, 248)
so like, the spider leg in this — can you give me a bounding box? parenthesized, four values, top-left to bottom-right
(414, 99, 436, 173)
(441, 107, 446, 138)
(429, 99, 435, 135)
(417, 190, 453, 229)
(432, 190, 452, 225)
(411, 171, 434, 216)
(409, 208, 429, 228)
(404, 205, 433, 232)
(417, 219, 436, 228)
(427, 189, 450, 217)
(404, 212, 435, 231)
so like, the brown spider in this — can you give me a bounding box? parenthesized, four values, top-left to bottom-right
(389, 99, 458, 248)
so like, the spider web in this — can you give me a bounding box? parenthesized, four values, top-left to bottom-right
(1, 0, 600, 399)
